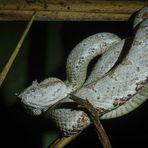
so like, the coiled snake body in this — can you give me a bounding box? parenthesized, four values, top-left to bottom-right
(19, 7, 148, 136)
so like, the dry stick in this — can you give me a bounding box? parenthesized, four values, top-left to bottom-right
(47, 98, 82, 148)
(0, 11, 36, 86)
(49, 94, 112, 148)
(49, 132, 80, 148)
(70, 94, 112, 148)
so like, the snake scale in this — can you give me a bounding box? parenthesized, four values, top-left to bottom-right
(19, 7, 148, 136)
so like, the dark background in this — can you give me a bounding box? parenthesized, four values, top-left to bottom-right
(0, 20, 147, 148)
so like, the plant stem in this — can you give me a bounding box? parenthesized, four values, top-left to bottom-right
(70, 94, 112, 148)
(49, 132, 80, 148)
(49, 94, 112, 148)
(0, 11, 36, 86)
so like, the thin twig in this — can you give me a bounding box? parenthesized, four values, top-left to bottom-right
(49, 94, 112, 148)
(49, 132, 80, 148)
(0, 11, 36, 86)
(70, 94, 112, 148)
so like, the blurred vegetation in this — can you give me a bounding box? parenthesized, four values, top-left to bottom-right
(0, 20, 147, 148)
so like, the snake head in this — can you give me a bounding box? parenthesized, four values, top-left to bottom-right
(18, 78, 67, 115)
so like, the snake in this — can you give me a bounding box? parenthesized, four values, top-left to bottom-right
(19, 7, 148, 136)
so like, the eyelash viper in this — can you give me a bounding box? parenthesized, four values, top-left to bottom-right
(19, 7, 148, 136)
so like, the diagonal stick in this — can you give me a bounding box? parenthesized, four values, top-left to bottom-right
(70, 94, 112, 148)
(49, 94, 112, 148)
(0, 12, 36, 86)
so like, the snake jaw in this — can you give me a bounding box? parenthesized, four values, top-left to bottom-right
(18, 77, 68, 115)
